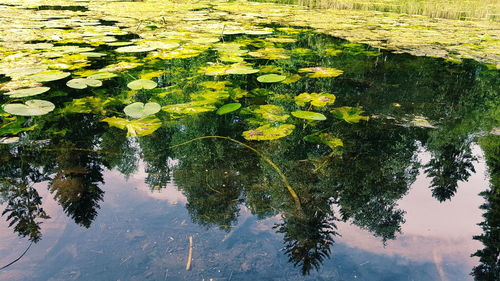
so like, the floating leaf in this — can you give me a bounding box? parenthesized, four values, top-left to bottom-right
(295, 92, 336, 107)
(115, 45, 157, 53)
(3, 100, 55, 116)
(298, 67, 343, 78)
(28, 71, 71, 82)
(257, 74, 286, 83)
(291, 110, 327, 121)
(127, 79, 157, 90)
(101, 116, 161, 137)
(226, 66, 260, 75)
(4, 87, 50, 98)
(163, 102, 216, 115)
(331, 106, 369, 123)
(409, 116, 436, 128)
(81, 52, 107, 58)
(304, 132, 343, 150)
(0, 137, 20, 144)
(249, 47, 289, 60)
(87, 72, 118, 80)
(243, 124, 295, 141)
(66, 78, 102, 89)
(216, 103, 241, 115)
(282, 74, 302, 84)
(252, 105, 289, 122)
(265, 37, 297, 43)
(124, 102, 161, 118)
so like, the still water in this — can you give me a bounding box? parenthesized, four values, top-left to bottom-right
(0, 1, 499, 281)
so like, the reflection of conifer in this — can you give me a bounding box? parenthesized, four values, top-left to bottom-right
(472, 135, 499, 281)
(49, 143, 104, 228)
(0, 183, 49, 242)
(425, 140, 476, 201)
(275, 205, 337, 275)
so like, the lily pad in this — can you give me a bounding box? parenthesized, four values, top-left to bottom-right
(163, 102, 216, 115)
(257, 74, 286, 83)
(216, 103, 241, 115)
(28, 71, 71, 82)
(123, 102, 161, 118)
(81, 52, 107, 58)
(0, 137, 20, 144)
(298, 67, 344, 78)
(127, 79, 157, 90)
(295, 92, 336, 107)
(115, 45, 157, 53)
(101, 116, 161, 137)
(242, 124, 295, 141)
(67, 78, 103, 89)
(4, 87, 50, 98)
(291, 110, 327, 121)
(3, 100, 55, 116)
(226, 66, 260, 75)
(304, 132, 343, 150)
(87, 72, 118, 80)
(331, 106, 369, 123)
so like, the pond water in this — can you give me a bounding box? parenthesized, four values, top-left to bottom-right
(0, 1, 499, 281)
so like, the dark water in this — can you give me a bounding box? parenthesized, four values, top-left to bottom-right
(0, 13, 499, 281)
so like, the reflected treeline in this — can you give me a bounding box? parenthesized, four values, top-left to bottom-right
(0, 31, 498, 277)
(472, 135, 500, 281)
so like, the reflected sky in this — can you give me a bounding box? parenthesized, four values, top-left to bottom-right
(0, 146, 488, 281)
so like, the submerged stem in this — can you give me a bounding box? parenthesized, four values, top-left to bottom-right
(170, 135, 302, 210)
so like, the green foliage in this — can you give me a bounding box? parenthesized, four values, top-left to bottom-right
(331, 106, 369, 123)
(101, 116, 162, 137)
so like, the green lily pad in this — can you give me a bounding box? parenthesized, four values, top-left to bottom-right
(257, 74, 286, 83)
(123, 102, 161, 118)
(115, 45, 157, 53)
(4, 87, 50, 98)
(295, 92, 336, 107)
(163, 102, 216, 115)
(242, 124, 295, 141)
(298, 67, 344, 78)
(28, 71, 71, 82)
(304, 132, 343, 150)
(331, 106, 369, 123)
(101, 116, 161, 137)
(291, 110, 327, 121)
(66, 78, 103, 89)
(3, 100, 55, 116)
(127, 79, 157, 90)
(87, 72, 118, 80)
(81, 52, 107, 58)
(216, 103, 241, 115)
(226, 66, 260, 75)
(0, 137, 20, 144)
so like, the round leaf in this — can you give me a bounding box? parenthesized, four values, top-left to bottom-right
(127, 79, 157, 90)
(257, 74, 286, 83)
(87, 72, 118, 80)
(3, 99, 55, 116)
(291, 110, 327, 121)
(124, 102, 161, 118)
(115, 45, 157, 53)
(4, 87, 50, 98)
(28, 72, 71, 82)
(216, 103, 241, 115)
(226, 67, 260, 75)
(67, 78, 103, 89)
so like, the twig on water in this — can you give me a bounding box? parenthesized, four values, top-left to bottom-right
(185, 236, 193, 271)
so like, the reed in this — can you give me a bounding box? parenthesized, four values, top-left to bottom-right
(252, 0, 499, 20)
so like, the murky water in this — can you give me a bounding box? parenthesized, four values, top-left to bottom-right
(0, 1, 499, 281)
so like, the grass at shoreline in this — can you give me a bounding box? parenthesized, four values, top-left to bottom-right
(252, 0, 499, 20)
